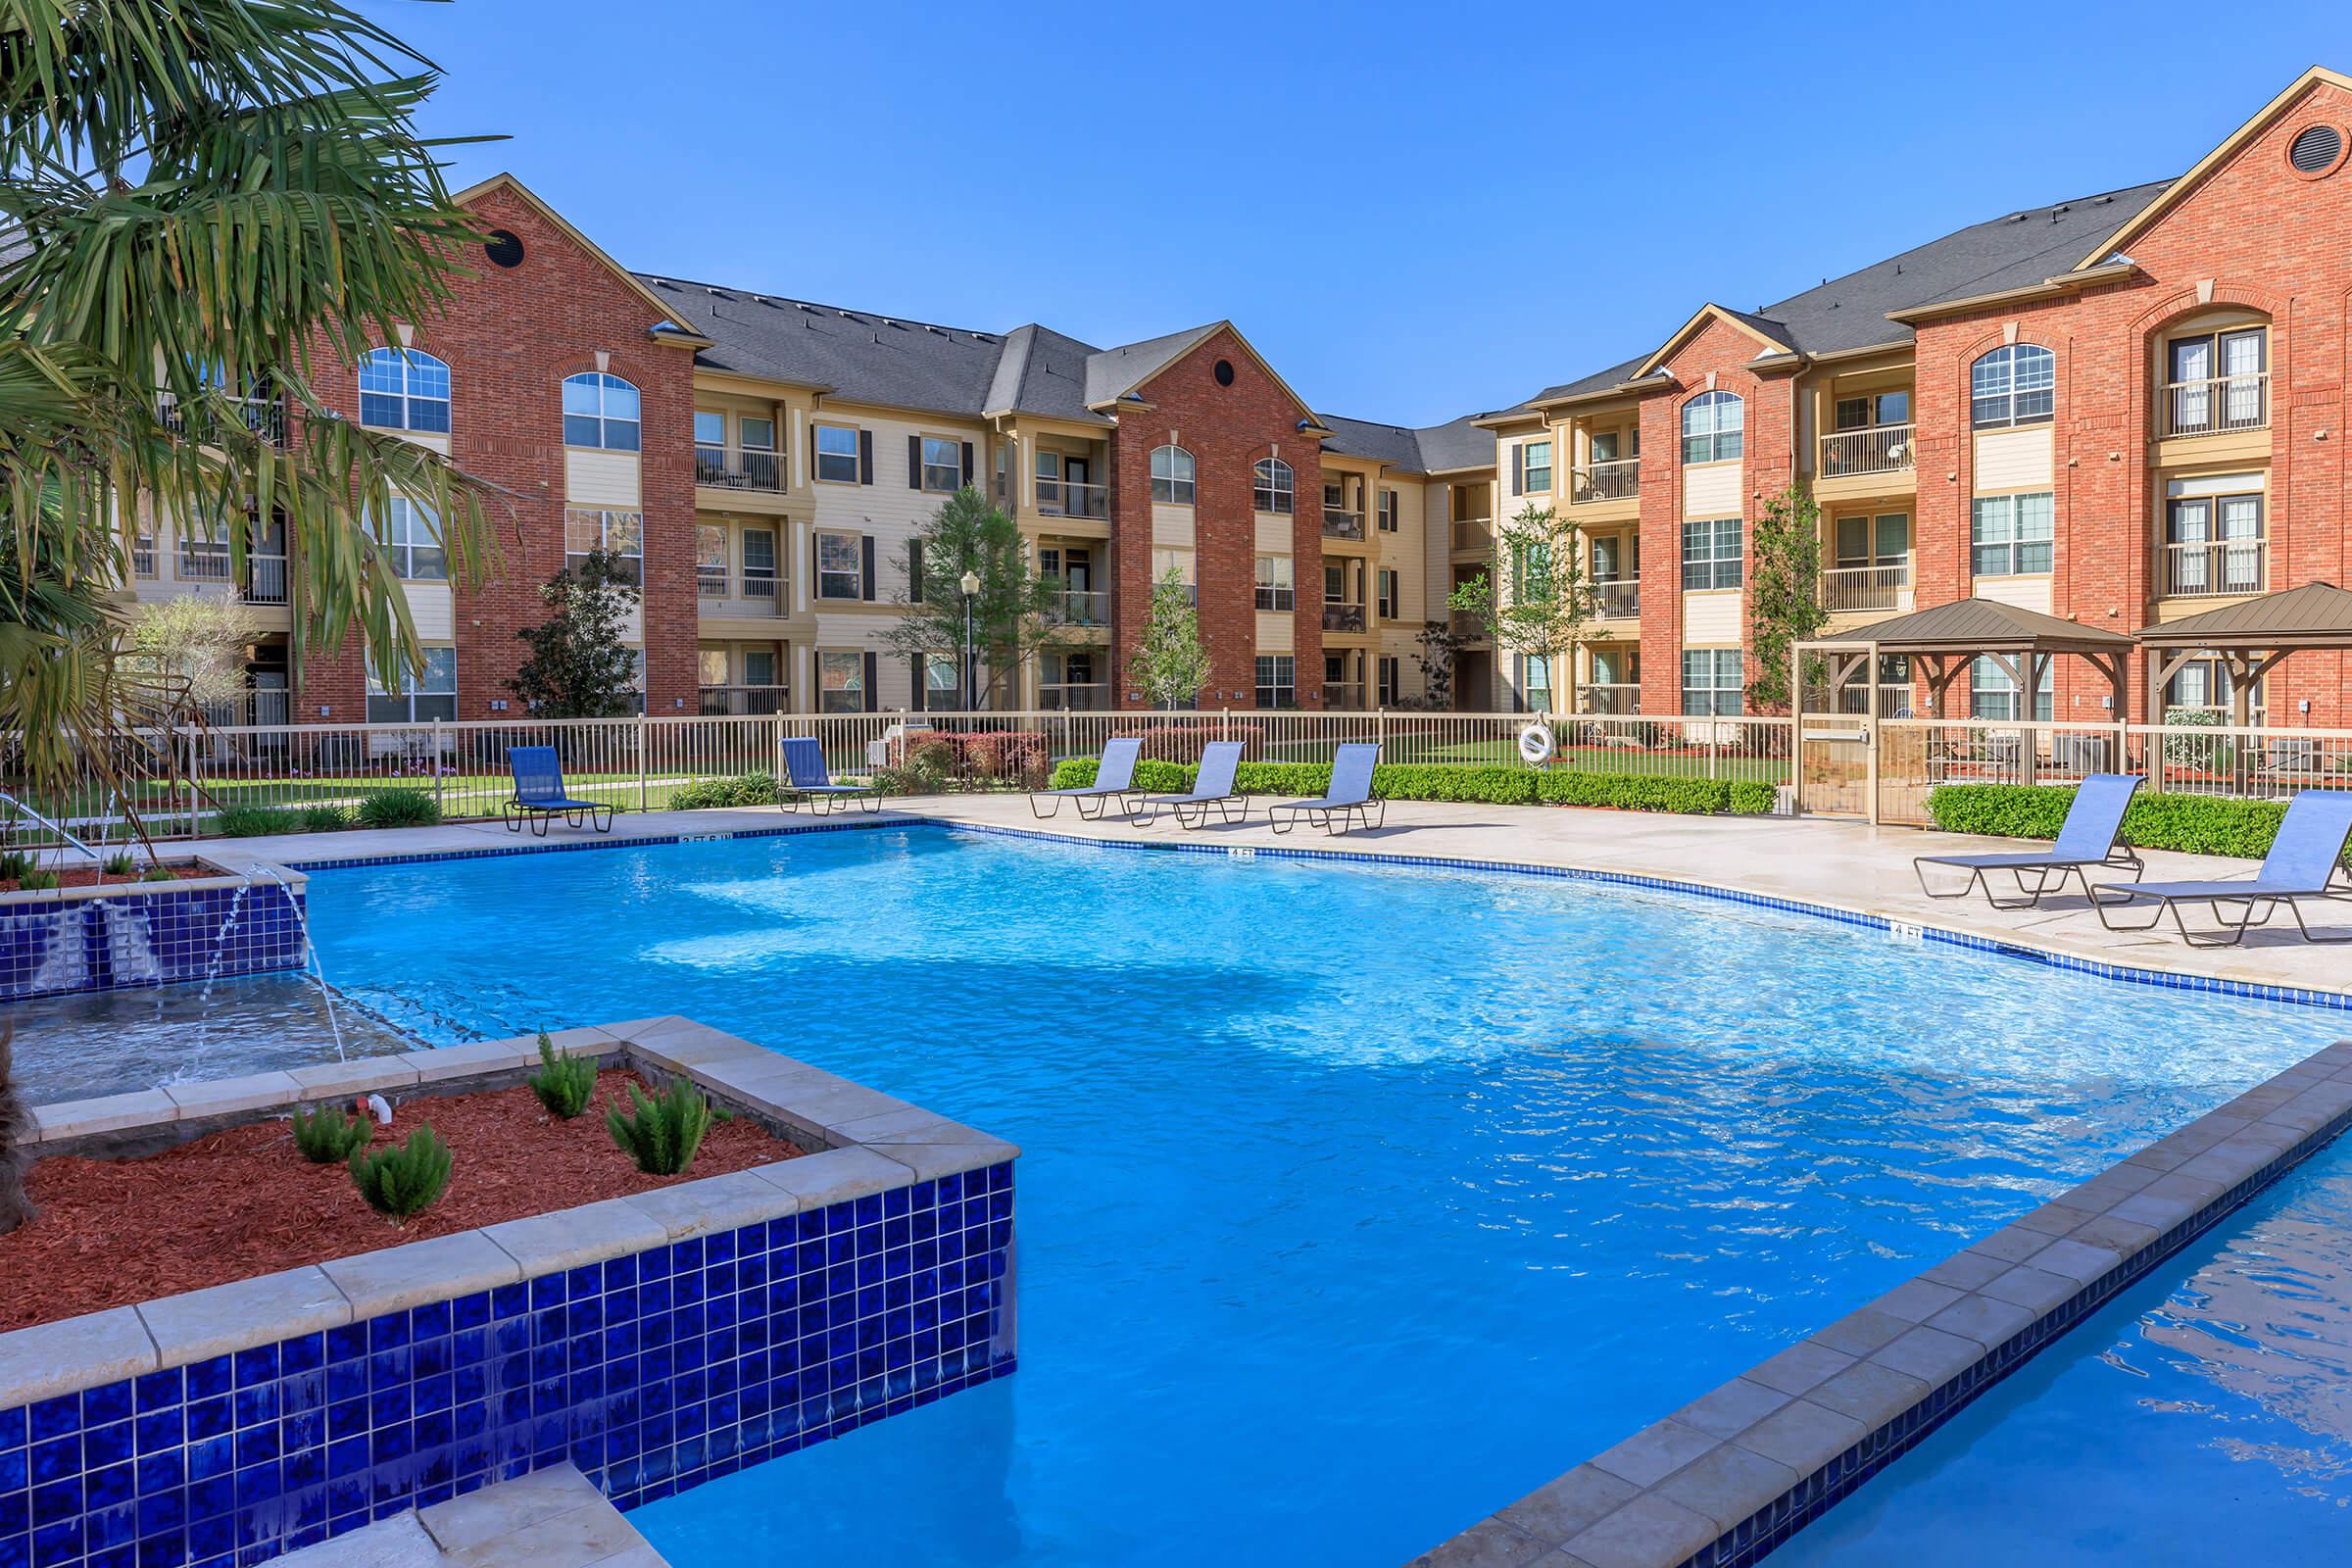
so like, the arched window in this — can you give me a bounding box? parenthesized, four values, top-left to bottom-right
(1252, 457, 1293, 514)
(563, 371, 641, 451)
(1152, 444, 1196, 505)
(1680, 391, 1743, 465)
(1970, 344, 2055, 429)
(357, 348, 451, 433)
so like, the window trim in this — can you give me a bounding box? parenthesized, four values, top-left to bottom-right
(1521, 438, 1554, 494)
(1679, 648, 1744, 717)
(813, 423, 862, 485)
(918, 432, 964, 494)
(814, 529, 864, 601)
(366, 644, 458, 723)
(564, 508, 645, 585)
(1377, 488, 1399, 533)
(1252, 457, 1295, 514)
(1253, 553, 1295, 612)
(1968, 491, 2055, 578)
(1680, 517, 1743, 591)
(1253, 653, 1296, 710)
(373, 495, 448, 581)
(1680, 391, 1745, 466)
(816, 648, 865, 715)
(561, 371, 641, 452)
(1151, 444, 1197, 507)
(1969, 344, 2056, 430)
(357, 347, 452, 434)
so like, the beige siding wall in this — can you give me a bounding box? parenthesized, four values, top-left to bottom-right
(1973, 427, 2054, 492)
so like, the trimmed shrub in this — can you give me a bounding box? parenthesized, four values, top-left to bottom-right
(349, 1126, 453, 1225)
(0, 851, 29, 882)
(1926, 783, 2338, 863)
(140, 866, 176, 883)
(290, 1103, 373, 1163)
(16, 870, 58, 891)
(607, 1079, 712, 1176)
(217, 804, 303, 838)
(355, 788, 440, 829)
(528, 1032, 597, 1119)
(1044, 758, 1778, 817)
(299, 805, 352, 833)
(668, 772, 779, 809)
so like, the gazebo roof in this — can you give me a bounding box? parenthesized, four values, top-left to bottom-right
(1820, 597, 2135, 657)
(2135, 581, 2352, 650)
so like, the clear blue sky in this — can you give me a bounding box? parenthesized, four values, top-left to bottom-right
(367, 0, 2346, 427)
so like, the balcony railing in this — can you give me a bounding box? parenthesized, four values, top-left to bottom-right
(2164, 539, 2266, 598)
(1322, 603, 1366, 633)
(132, 541, 157, 578)
(1450, 516, 1494, 553)
(2161, 373, 2269, 439)
(159, 392, 286, 447)
(176, 546, 287, 604)
(698, 684, 789, 716)
(1571, 458, 1640, 503)
(1448, 609, 1487, 640)
(1582, 683, 1641, 716)
(1320, 682, 1368, 710)
(1820, 559, 1912, 612)
(1046, 589, 1109, 627)
(1595, 578, 1640, 619)
(1037, 478, 1109, 519)
(1038, 682, 1111, 711)
(1322, 509, 1365, 541)
(1818, 423, 1915, 479)
(695, 444, 783, 492)
(698, 564, 726, 598)
(245, 553, 288, 605)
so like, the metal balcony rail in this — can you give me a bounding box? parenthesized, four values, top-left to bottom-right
(1450, 516, 1494, 553)
(2164, 539, 2266, 598)
(1322, 509, 1366, 541)
(694, 444, 783, 492)
(2161, 372, 2269, 438)
(1595, 579, 1640, 619)
(1571, 458, 1641, 502)
(1036, 478, 1109, 519)
(1037, 683, 1112, 711)
(1819, 560, 1912, 612)
(1448, 609, 1487, 639)
(1581, 683, 1642, 716)
(1320, 682, 1368, 710)
(1322, 603, 1366, 633)
(698, 685, 789, 716)
(1046, 589, 1109, 627)
(1818, 423, 1915, 479)
(159, 392, 286, 446)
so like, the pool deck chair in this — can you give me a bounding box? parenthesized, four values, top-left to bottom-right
(1136, 740, 1248, 829)
(778, 735, 882, 815)
(502, 746, 619, 837)
(2088, 789, 2352, 947)
(1913, 773, 2143, 908)
(1268, 743, 1386, 836)
(1030, 737, 1147, 820)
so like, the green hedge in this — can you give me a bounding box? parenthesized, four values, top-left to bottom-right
(1926, 783, 2338, 862)
(1047, 758, 1776, 817)
(669, 771, 781, 809)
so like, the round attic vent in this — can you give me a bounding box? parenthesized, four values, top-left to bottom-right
(482, 229, 526, 269)
(2287, 123, 2345, 176)
(1213, 359, 1236, 387)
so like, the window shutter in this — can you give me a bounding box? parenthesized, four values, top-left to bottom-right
(909, 654, 926, 712)
(858, 429, 874, 485)
(907, 435, 923, 490)
(1510, 445, 1524, 497)
(860, 535, 876, 601)
(810, 530, 821, 591)
(908, 539, 924, 603)
(960, 441, 975, 487)
(862, 651, 878, 712)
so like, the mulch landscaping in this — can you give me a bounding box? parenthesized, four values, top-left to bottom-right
(0, 864, 190, 894)
(0, 1070, 802, 1333)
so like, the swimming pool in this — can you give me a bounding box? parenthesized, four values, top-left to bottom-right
(302, 825, 2347, 1565)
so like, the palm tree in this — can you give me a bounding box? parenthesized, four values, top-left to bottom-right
(0, 1, 500, 810)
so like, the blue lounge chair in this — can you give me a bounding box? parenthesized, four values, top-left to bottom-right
(778, 736, 882, 814)
(1030, 737, 1147, 820)
(1913, 773, 2144, 907)
(1269, 742, 1386, 836)
(1135, 740, 1247, 829)
(503, 746, 619, 836)
(2089, 789, 2352, 946)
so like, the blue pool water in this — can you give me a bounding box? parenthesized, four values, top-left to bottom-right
(304, 826, 2348, 1565)
(1774, 1135, 2352, 1566)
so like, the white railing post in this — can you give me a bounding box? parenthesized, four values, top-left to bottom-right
(432, 717, 446, 818)
(636, 716, 649, 811)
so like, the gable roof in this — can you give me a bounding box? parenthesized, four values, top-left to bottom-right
(1081, 323, 1221, 408)
(1319, 412, 1495, 474)
(2136, 582, 2352, 649)
(1633, 303, 1795, 378)
(456, 173, 710, 347)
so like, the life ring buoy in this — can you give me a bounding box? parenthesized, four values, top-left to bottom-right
(1518, 723, 1555, 765)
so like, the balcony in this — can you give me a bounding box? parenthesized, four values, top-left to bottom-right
(1322, 603, 1366, 634)
(1037, 478, 1109, 520)
(1820, 559, 1912, 613)
(1320, 682, 1368, 710)
(160, 392, 286, 447)
(2164, 539, 2266, 598)
(1450, 516, 1494, 554)
(1571, 458, 1641, 503)
(1818, 423, 1915, 480)
(2160, 373, 2269, 439)
(1046, 589, 1109, 627)
(1582, 683, 1641, 716)
(695, 444, 783, 493)
(175, 546, 289, 604)
(698, 566, 783, 612)
(1039, 682, 1111, 711)
(1322, 509, 1366, 542)
(699, 684, 789, 716)
(1595, 578, 1640, 619)
(1448, 608, 1487, 640)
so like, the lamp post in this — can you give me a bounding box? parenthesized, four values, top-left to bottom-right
(959, 568, 981, 711)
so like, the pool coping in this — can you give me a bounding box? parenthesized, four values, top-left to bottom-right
(0, 854, 305, 909)
(1, 1015, 1019, 1408)
(1404, 1036, 2352, 1568)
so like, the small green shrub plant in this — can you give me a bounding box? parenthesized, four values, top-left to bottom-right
(607, 1079, 712, 1176)
(216, 804, 302, 838)
(349, 1126, 453, 1225)
(300, 804, 352, 833)
(355, 788, 440, 829)
(1927, 783, 2341, 865)
(668, 772, 779, 809)
(0, 851, 29, 882)
(528, 1032, 596, 1119)
(140, 866, 176, 883)
(16, 869, 58, 891)
(290, 1103, 373, 1163)
(102, 852, 137, 877)
(1045, 758, 1779, 817)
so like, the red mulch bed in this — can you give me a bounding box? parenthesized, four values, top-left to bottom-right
(0, 1070, 802, 1332)
(0, 864, 189, 894)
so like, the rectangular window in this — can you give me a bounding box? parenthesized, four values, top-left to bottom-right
(1513, 541, 1554, 600)
(697, 523, 728, 597)
(374, 496, 447, 580)
(1377, 489, 1399, 532)
(919, 653, 961, 711)
(1970, 492, 2054, 576)
(739, 416, 775, 452)
(1835, 391, 1910, 429)
(1522, 655, 1552, 710)
(1680, 649, 1743, 716)
(1521, 439, 1553, 494)
(816, 531, 863, 600)
(814, 424, 861, 483)
(1970, 656, 2053, 722)
(1680, 518, 1742, 590)
(693, 411, 725, 448)
(818, 650, 864, 714)
(698, 646, 729, 686)
(920, 435, 963, 493)
(366, 645, 457, 724)
(1253, 654, 1296, 709)
(1253, 554, 1295, 611)
(564, 509, 643, 585)
(1377, 568, 1399, 621)
(1377, 656, 1400, 708)
(741, 527, 777, 599)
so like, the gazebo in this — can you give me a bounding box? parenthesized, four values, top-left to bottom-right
(2135, 581, 2352, 729)
(1805, 597, 2133, 718)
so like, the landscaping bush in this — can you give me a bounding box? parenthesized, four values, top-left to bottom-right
(668, 772, 779, 809)
(102, 852, 136, 876)
(16, 870, 57, 891)
(348, 1126, 453, 1225)
(1926, 783, 2337, 863)
(528, 1032, 596, 1120)
(299, 805, 352, 833)
(140, 866, 175, 883)
(0, 852, 28, 882)
(355, 787, 440, 829)
(290, 1103, 373, 1163)
(607, 1079, 712, 1176)
(216, 804, 302, 837)
(876, 737, 956, 797)
(1044, 758, 1777, 817)
(885, 730, 1053, 788)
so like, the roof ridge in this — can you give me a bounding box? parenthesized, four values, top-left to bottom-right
(631, 270, 1004, 340)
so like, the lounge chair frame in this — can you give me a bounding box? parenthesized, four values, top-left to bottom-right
(1135, 742, 1247, 830)
(1912, 773, 2144, 908)
(502, 746, 619, 837)
(2088, 863, 2352, 947)
(1268, 743, 1387, 836)
(777, 737, 882, 815)
(1030, 739, 1148, 821)
(2085, 790, 2352, 947)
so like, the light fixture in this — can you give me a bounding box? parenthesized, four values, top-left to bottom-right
(960, 569, 981, 597)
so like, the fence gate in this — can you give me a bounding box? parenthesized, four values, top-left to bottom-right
(1791, 638, 1879, 819)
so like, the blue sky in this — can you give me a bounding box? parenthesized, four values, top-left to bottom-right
(368, 1, 2344, 427)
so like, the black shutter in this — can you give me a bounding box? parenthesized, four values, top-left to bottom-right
(908, 655, 926, 712)
(908, 539, 924, 603)
(907, 435, 923, 490)
(858, 429, 874, 485)
(1510, 445, 1524, 497)
(861, 651, 879, 712)
(860, 535, 876, 601)
(960, 441, 975, 487)
(810, 530, 821, 597)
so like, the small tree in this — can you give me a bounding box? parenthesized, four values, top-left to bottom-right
(510, 547, 641, 718)
(1447, 505, 1593, 711)
(1411, 618, 1471, 710)
(883, 487, 1068, 709)
(122, 594, 255, 710)
(1127, 569, 1211, 710)
(1745, 484, 1830, 713)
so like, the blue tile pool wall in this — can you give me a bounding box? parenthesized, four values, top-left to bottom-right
(0, 884, 304, 1004)
(0, 1162, 1016, 1568)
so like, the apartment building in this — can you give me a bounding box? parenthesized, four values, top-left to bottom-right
(120, 65, 2352, 724)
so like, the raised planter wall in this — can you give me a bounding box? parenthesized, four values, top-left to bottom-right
(0, 871, 305, 1004)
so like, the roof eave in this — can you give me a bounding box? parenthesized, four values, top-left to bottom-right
(1884, 261, 2140, 326)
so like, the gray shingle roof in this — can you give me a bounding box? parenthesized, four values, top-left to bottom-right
(1320, 412, 1495, 473)
(1080, 324, 1220, 408)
